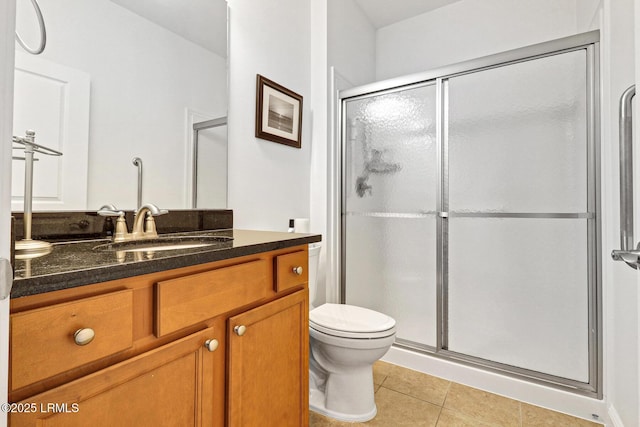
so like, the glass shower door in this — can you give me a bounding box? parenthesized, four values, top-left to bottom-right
(343, 83, 438, 349)
(339, 32, 600, 394)
(443, 49, 595, 382)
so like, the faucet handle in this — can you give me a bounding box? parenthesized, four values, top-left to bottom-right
(113, 216, 128, 242)
(97, 205, 124, 217)
(144, 214, 158, 237)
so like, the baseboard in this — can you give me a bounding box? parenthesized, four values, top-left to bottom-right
(608, 405, 624, 427)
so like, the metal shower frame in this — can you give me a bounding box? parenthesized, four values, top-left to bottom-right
(191, 116, 227, 208)
(337, 30, 601, 397)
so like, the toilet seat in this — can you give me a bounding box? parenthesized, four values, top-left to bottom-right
(310, 304, 396, 339)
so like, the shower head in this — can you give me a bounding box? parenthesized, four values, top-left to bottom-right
(365, 149, 401, 174)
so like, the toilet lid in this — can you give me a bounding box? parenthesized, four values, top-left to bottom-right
(309, 304, 396, 336)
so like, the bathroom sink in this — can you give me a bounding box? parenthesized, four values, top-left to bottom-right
(92, 235, 233, 253)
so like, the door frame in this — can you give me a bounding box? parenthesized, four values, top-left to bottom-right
(0, 0, 17, 426)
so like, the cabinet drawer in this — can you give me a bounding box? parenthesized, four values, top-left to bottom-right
(156, 259, 270, 337)
(10, 290, 134, 391)
(275, 250, 308, 292)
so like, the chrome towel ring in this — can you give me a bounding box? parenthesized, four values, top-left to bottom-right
(15, 0, 47, 55)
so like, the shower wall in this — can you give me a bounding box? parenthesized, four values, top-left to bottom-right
(341, 33, 599, 393)
(376, 0, 600, 81)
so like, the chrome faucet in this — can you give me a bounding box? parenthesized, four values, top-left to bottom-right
(97, 203, 168, 243)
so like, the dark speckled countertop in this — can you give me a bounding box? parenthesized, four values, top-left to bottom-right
(12, 229, 321, 298)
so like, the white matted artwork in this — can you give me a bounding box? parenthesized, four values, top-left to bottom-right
(255, 74, 302, 148)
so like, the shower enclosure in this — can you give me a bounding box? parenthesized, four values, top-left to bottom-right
(339, 31, 600, 395)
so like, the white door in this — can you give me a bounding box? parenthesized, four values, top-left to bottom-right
(12, 52, 90, 211)
(0, 1, 17, 425)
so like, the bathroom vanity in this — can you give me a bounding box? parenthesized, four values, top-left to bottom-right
(7, 227, 320, 427)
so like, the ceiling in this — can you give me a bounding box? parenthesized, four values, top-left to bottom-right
(108, 0, 462, 58)
(109, 0, 228, 58)
(354, 0, 463, 29)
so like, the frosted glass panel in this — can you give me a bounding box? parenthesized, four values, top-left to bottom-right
(344, 84, 437, 213)
(448, 50, 587, 213)
(345, 216, 437, 347)
(341, 42, 597, 391)
(447, 218, 589, 382)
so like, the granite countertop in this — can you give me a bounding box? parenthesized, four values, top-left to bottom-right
(12, 229, 321, 298)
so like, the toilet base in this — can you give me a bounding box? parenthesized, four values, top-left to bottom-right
(309, 388, 377, 422)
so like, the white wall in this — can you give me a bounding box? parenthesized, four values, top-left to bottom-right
(376, 0, 582, 81)
(603, 0, 640, 423)
(328, 0, 376, 88)
(15, 0, 226, 210)
(577, 0, 603, 31)
(227, 0, 311, 230)
(310, 0, 329, 309)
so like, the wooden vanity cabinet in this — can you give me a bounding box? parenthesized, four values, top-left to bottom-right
(9, 327, 217, 427)
(8, 245, 310, 427)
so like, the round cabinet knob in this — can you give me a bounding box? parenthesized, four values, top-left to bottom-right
(74, 328, 95, 346)
(292, 266, 303, 275)
(234, 325, 247, 336)
(204, 339, 219, 352)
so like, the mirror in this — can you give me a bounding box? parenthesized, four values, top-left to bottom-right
(12, 0, 228, 212)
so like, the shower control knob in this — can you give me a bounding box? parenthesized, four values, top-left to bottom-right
(204, 339, 219, 352)
(292, 266, 303, 275)
(234, 325, 247, 336)
(74, 328, 95, 346)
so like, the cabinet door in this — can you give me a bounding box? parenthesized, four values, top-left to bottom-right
(227, 289, 309, 427)
(9, 327, 218, 427)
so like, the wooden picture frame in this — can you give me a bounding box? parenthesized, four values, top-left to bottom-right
(255, 74, 303, 148)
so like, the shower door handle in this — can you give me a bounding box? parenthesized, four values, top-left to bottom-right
(612, 85, 639, 269)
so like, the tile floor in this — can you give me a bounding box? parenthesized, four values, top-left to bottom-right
(309, 361, 602, 427)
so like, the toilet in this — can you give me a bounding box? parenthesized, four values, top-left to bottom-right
(307, 243, 396, 422)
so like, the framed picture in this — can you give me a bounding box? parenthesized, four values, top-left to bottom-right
(255, 74, 303, 148)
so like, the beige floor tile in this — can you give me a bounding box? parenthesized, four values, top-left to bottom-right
(443, 383, 520, 427)
(436, 408, 496, 427)
(382, 364, 451, 406)
(311, 363, 600, 427)
(521, 403, 602, 426)
(373, 361, 394, 386)
(309, 411, 354, 427)
(310, 387, 441, 427)
(365, 387, 441, 427)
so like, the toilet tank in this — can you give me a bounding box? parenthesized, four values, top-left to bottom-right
(308, 243, 321, 308)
